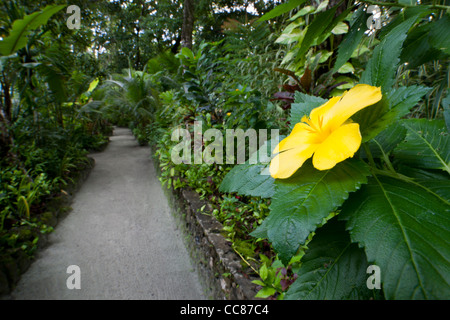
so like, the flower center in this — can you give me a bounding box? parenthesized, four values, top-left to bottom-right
(303, 116, 329, 144)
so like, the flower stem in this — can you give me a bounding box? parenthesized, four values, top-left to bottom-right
(362, 143, 377, 168)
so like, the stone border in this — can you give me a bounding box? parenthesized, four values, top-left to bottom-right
(151, 146, 262, 300)
(0, 157, 95, 297)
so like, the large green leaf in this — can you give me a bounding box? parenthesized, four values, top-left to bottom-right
(360, 16, 417, 92)
(257, 0, 308, 22)
(285, 220, 375, 300)
(219, 164, 275, 198)
(0, 5, 66, 56)
(400, 20, 447, 69)
(361, 121, 407, 159)
(219, 138, 280, 198)
(442, 92, 450, 132)
(394, 119, 450, 174)
(354, 85, 430, 143)
(266, 159, 371, 264)
(332, 6, 366, 73)
(429, 13, 450, 56)
(339, 175, 450, 299)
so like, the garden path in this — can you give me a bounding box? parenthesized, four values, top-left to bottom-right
(7, 127, 207, 300)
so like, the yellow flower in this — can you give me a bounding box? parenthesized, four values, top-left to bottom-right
(227, 112, 231, 116)
(270, 84, 382, 179)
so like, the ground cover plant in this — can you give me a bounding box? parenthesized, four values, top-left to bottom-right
(0, 2, 111, 291)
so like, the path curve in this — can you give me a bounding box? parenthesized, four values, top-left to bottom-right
(7, 128, 207, 300)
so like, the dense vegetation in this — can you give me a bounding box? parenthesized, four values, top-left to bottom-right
(1, 0, 449, 299)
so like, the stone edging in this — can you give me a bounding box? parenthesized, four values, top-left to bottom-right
(151, 146, 261, 300)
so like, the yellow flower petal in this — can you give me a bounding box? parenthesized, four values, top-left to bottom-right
(322, 84, 382, 132)
(273, 122, 315, 154)
(270, 84, 381, 178)
(270, 144, 318, 179)
(308, 96, 341, 129)
(312, 123, 362, 170)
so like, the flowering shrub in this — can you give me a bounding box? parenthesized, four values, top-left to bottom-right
(220, 4, 449, 300)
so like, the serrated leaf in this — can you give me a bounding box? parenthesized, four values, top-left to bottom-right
(0, 5, 65, 56)
(354, 85, 430, 143)
(219, 164, 275, 198)
(219, 138, 281, 198)
(339, 175, 450, 299)
(266, 159, 371, 264)
(361, 121, 407, 159)
(360, 16, 417, 92)
(394, 119, 450, 174)
(285, 220, 374, 300)
(250, 216, 269, 239)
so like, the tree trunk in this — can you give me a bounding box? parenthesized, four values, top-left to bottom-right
(181, 0, 195, 50)
(1, 72, 12, 123)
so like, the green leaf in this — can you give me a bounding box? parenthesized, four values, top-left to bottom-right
(337, 62, 355, 74)
(429, 13, 450, 56)
(289, 92, 326, 130)
(219, 164, 274, 198)
(250, 216, 269, 239)
(339, 174, 450, 299)
(360, 16, 417, 92)
(394, 119, 450, 174)
(354, 85, 430, 143)
(285, 220, 374, 300)
(361, 121, 407, 159)
(255, 287, 277, 298)
(333, 7, 366, 73)
(289, 6, 315, 20)
(87, 78, 100, 93)
(442, 92, 450, 132)
(180, 46, 194, 60)
(257, 0, 308, 22)
(219, 138, 280, 198)
(295, 6, 338, 60)
(266, 159, 371, 264)
(378, 5, 430, 39)
(398, 0, 415, 5)
(400, 21, 446, 69)
(0, 5, 66, 56)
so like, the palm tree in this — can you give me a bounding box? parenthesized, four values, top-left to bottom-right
(103, 68, 159, 127)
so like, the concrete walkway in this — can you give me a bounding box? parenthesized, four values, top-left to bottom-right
(7, 128, 207, 300)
